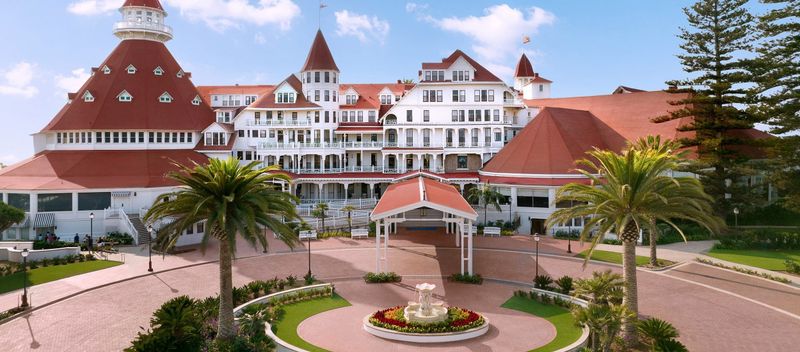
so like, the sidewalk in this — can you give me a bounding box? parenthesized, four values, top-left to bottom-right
(590, 239, 799, 285)
(0, 240, 265, 313)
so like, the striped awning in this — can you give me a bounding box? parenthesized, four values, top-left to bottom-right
(111, 191, 132, 197)
(33, 213, 55, 229)
(11, 214, 30, 228)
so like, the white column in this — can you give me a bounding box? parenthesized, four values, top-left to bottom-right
(317, 183, 323, 201)
(342, 183, 349, 200)
(459, 221, 465, 275)
(417, 154, 423, 171)
(467, 220, 474, 275)
(375, 219, 382, 272)
(384, 221, 390, 272)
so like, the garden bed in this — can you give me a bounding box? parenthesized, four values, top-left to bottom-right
(502, 289, 588, 352)
(0, 259, 121, 294)
(576, 249, 675, 267)
(368, 306, 485, 334)
(707, 248, 800, 272)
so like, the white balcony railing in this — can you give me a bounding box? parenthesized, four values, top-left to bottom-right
(248, 119, 312, 127)
(113, 21, 173, 35)
(257, 142, 345, 150)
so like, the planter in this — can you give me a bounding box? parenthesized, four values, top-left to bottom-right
(362, 314, 490, 343)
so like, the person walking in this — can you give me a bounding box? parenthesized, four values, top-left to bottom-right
(87, 234, 94, 253)
(74, 233, 80, 244)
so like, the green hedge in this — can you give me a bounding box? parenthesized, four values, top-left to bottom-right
(715, 229, 800, 250)
(641, 222, 713, 245)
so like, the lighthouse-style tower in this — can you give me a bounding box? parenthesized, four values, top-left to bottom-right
(300, 30, 341, 145)
(514, 53, 552, 99)
(113, 0, 173, 42)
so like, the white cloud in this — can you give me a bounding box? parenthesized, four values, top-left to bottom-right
(0, 154, 19, 166)
(165, 0, 301, 31)
(405, 2, 428, 13)
(254, 32, 267, 45)
(437, 4, 554, 63)
(0, 62, 38, 98)
(54, 68, 91, 96)
(334, 10, 390, 44)
(66, 0, 302, 31)
(67, 0, 122, 16)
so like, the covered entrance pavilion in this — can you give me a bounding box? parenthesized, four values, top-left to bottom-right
(370, 177, 478, 275)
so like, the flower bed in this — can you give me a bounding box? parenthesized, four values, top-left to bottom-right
(368, 306, 485, 334)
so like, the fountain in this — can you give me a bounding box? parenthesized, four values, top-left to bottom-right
(363, 282, 490, 343)
(404, 283, 448, 324)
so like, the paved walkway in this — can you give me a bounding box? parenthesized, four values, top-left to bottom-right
(0, 232, 798, 351)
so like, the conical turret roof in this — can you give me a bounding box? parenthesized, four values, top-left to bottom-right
(122, 0, 164, 10)
(514, 53, 534, 77)
(301, 30, 339, 72)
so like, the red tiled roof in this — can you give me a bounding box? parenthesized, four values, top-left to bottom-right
(249, 75, 319, 109)
(526, 91, 695, 144)
(42, 40, 214, 132)
(123, 0, 164, 11)
(421, 50, 502, 82)
(196, 85, 273, 104)
(482, 107, 626, 175)
(0, 150, 208, 190)
(301, 30, 339, 72)
(372, 177, 477, 219)
(531, 74, 552, 83)
(339, 83, 406, 110)
(479, 175, 592, 186)
(194, 133, 236, 151)
(515, 53, 534, 77)
(612, 86, 645, 94)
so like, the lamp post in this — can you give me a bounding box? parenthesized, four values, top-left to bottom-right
(147, 225, 153, 272)
(733, 207, 739, 228)
(21, 249, 29, 308)
(89, 212, 94, 238)
(533, 233, 541, 278)
(307, 233, 312, 278)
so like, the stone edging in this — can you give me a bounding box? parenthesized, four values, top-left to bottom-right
(233, 283, 334, 352)
(528, 287, 590, 352)
(362, 314, 490, 343)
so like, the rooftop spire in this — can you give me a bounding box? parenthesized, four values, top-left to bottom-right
(514, 53, 535, 77)
(301, 30, 339, 72)
(114, 0, 172, 42)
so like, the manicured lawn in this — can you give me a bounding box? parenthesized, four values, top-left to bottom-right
(707, 248, 800, 272)
(272, 293, 351, 352)
(501, 295, 583, 352)
(0, 260, 121, 294)
(576, 249, 673, 267)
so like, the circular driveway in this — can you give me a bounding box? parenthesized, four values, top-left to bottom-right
(0, 234, 798, 352)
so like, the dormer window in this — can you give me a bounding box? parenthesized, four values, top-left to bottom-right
(192, 95, 202, 106)
(176, 69, 184, 78)
(276, 92, 295, 104)
(102, 65, 111, 75)
(153, 66, 164, 76)
(205, 132, 227, 146)
(126, 65, 137, 74)
(159, 92, 173, 103)
(83, 91, 95, 103)
(345, 94, 357, 105)
(117, 90, 133, 102)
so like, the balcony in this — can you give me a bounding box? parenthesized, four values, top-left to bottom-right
(257, 142, 345, 151)
(248, 119, 312, 127)
(113, 21, 173, 39)
(342, 141, 384, 149)
(503, 97, 525, 106)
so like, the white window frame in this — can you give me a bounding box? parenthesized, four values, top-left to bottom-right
(102, 65, 111, 75)
(126, 65, 137, 74)
(192, 95, 201, 106)
(83, 91, 95, 103)
(176, 69, 184, 78)
(159, 92, 173, 103)
(153, 66, 164, 76)
(117, 90, 133, 102)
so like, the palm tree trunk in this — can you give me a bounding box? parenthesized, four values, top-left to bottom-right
(649, 231, 658, 267)
(217, 238, 235, 341)
(622, 240, 639, 347)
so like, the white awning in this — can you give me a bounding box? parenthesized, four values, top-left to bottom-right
(33, 213, 55, 229)
(111, 191, 132, 197)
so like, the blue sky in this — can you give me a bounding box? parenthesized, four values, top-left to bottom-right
(0, 0, 728, 165)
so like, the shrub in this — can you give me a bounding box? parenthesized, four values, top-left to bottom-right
(41, 258, 50, 267)
(304, 272, 316, 285)
(555, 275, 574, 294)
(654, 338, 689, 352)
(32, 240, 75, 250)
(638, 317, 680, 349)
(125, 296, 203, 352)
(106, 232, 135, 245)
(364, 272, 402, 283)
(641, 222, 713, 246)
(715, 229, 800, 250)
(553, 229, 580, 240)
(0, 306, 28, 321)
(696, 258, 791, 284)
(450, 273, 483, 284)
(84, 254, 97, 261)
(285, 275, 297, 287)
(533, 274, 554, 290)
(28, 261, 39, 270)
(602, 239, 623, 245)
(786, 260, 800, 274)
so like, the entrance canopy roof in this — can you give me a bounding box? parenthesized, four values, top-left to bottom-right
(371, 177, 477, 221)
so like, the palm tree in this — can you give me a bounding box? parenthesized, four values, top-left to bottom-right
(572, 270, 624, 305)
(637, 317, 680, 351)
(547, 136, 723, 346)
(572, 303, 633, 352)
(341, 205, 356, 234)
(629, 136, 692, 267)
(311, 203, 329, 232)
(144, 158, 300, 341)
(466, 183, 503, 225)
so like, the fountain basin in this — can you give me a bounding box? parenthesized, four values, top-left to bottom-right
(363, 314, 490, 343)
